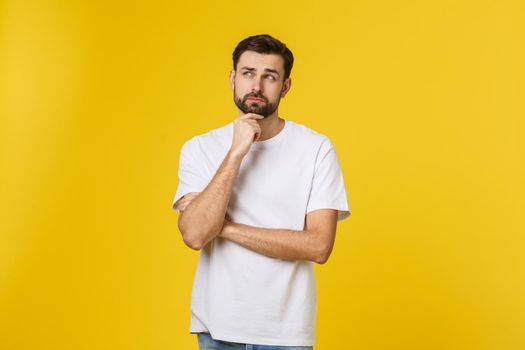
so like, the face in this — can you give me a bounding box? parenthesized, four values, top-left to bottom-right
(229, 51, 291, 117)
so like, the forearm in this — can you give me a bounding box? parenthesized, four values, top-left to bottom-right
(179, 150, 243, 249)
(219, 221, 327, 264)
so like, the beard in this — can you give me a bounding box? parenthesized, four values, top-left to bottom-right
(234, 89, 279, 117)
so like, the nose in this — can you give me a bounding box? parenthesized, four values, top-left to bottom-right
(251, 76, 263, 93)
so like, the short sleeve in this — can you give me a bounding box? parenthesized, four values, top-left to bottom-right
(171, 138, 210, 212)
(306, 138, 351, 221)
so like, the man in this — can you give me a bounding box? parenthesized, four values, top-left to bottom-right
(172, 34, 351, 349)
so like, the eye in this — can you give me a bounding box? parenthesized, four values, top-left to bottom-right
(265, 75, 276, 80)
(243, 71, 253, 76)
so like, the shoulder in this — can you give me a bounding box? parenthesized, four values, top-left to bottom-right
(286, 119, 334, 151)
(180, 121, 233, 153)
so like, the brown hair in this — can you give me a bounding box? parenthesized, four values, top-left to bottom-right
(232, 34, 294, 81)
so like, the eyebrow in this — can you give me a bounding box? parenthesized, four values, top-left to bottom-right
(240, 66, 280, 77)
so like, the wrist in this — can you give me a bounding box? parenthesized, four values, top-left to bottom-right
(227, 148, 245, 161)
(221, 219, 237, 238)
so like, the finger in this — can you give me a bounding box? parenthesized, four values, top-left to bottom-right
(177, 193, 199, 209)
(245, 120, 261, 128)
(254, 128, 261, 141)
(175, 202, 187, 211)
(176, 201, 189, 211)
(179, 195, 196, 204)
(242, 113, 265, 120)
(179, 198, 191, 206)
(248, 121, 260, 130)
(181, 193, 200, 202)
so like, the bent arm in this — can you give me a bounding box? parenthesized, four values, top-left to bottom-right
(219, 209, 338, 264)
(178, 150, 243, 250)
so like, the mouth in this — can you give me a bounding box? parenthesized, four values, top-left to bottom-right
(247, 97, 265, 102)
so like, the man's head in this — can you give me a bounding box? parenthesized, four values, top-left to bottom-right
(229, 34, 294, 117)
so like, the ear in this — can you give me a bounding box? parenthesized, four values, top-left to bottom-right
(229, 69, 235, 91)
(280, 77, 292, 98)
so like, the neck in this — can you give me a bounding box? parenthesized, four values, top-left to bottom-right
(239, 110, 284, 141)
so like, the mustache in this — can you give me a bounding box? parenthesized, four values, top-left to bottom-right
(244, 93, 267, 101)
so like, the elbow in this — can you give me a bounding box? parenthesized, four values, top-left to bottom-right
(180, 225, 217, 251)
(314, 253, 330, 264)
(182, 233, 204, 250)
(187, 241, 204, 251)
(178, 213, 204, 250)
(180, 224, 206, 250)
(313, 244, 333, 264)
(179, 224, 204, 251)
(177, 212, 222, 251)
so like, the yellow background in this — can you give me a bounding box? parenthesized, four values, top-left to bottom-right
(1, 0, 524, 349)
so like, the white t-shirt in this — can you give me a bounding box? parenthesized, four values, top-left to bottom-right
(172, 118, 351, 346)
